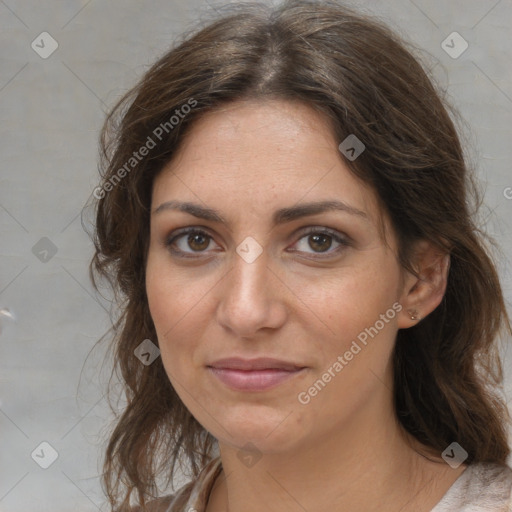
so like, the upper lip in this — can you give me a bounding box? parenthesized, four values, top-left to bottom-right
(208, 357, 305, 371)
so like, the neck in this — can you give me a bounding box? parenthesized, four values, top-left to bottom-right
(207, 391, 464, 512)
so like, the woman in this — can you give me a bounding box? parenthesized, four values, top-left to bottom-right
(89, 0, 512, 510)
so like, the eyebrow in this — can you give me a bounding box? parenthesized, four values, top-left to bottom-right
(153, 199, 368, 226)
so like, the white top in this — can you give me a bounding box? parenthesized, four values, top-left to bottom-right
(431, 461, 512, 511)
(151, 458, 512, 511)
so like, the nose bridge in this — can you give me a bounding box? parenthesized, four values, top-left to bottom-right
(227, 247, 271, 308)
(216, 244, 286, 336)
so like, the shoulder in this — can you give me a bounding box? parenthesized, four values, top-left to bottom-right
(129, 495, 174, 512)
(128, 481, 195, 512)
(131, 457, 222, 512)
(433, 462, 512, 511)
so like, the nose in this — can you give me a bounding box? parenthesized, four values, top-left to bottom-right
(215, 247, 288, 339)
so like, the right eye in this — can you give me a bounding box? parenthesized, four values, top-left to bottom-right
(165, 228, 219, 257)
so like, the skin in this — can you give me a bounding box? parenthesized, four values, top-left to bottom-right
(145, 99, 464, 512)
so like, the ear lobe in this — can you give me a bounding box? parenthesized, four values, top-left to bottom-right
(397, 241, 450, 329)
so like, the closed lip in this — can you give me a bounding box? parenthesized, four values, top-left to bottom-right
(207, 357, 306, 371)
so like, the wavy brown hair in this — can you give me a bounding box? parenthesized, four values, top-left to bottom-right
(88, 0, 512, 509)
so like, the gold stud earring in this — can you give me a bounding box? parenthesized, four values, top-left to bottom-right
(408, 309, 420, 321)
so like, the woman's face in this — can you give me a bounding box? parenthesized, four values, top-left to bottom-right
(146, 99, 412, 454)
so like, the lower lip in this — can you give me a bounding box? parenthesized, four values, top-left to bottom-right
(208, 367, 306, 391)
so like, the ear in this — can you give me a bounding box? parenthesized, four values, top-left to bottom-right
(397, 240, 450, 329)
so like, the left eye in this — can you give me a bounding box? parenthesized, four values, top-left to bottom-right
(291, 229, 349, 255)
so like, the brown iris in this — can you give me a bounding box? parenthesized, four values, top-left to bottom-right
(188, 232, 210, 251)
(308, 233, 332, 252)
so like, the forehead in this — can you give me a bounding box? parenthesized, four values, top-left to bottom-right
(152, 99, 384, 232)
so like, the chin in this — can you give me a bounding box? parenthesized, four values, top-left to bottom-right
(205, 403, 302, 453)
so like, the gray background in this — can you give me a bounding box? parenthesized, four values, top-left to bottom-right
(1, 0, 511, 509)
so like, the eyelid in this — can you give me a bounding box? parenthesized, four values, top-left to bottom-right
(288, 226, 351, 255)
(293, 226, 350, 243)
(165, 226, 214, 243)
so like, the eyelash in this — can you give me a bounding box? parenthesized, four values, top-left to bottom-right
(164, 226, 351, 259)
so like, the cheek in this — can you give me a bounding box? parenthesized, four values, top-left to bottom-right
(145, 256, 218, 382)
(300, 259, 402, 391)
(292, 277, 400, 428)
(146, 251, 203, 333)
(307, 259, 400, 336)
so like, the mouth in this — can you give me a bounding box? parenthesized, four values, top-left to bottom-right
(207, 357, 307, 392)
